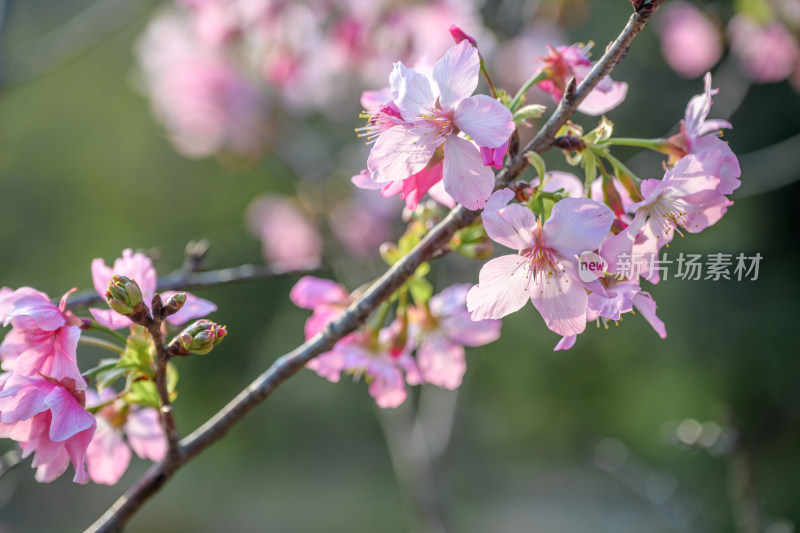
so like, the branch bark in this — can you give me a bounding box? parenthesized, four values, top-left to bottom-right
(84, 4, 664, 531)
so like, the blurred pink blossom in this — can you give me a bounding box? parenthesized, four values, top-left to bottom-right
(657, 2, 723, 78)
(728, 15, 800, 83)
(407, 284, 500, 389)
(535, 44, 628, 115)
(247, 196, 323, 270)
(85, 388, 166, 485)
(136, 11, 266, 157)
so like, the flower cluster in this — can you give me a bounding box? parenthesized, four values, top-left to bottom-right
(465, 73, 739, 349)
(1, 250, 225, 484)
(291, 277, 500, 407)
(136, 0, 487, 157)
(656, 1, 800, 90)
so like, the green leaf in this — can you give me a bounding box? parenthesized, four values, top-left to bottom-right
(408, 277, 434, 305)
(125, 380, 161, 409)
(513, 104, 546, 123)
(525, 152, 546, 181)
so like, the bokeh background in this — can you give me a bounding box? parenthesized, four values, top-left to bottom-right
(1, 0, 799, 532)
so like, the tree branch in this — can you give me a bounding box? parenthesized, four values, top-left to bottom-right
(83, 4, 664, 531)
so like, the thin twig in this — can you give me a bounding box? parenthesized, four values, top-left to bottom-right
(66, 262, 324, 309)
(84, 4, 664, 531)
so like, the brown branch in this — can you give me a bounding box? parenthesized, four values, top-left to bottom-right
(83, 4, 664, 531)
(66, 262, 324, 309)
(146, 295, 181, 462)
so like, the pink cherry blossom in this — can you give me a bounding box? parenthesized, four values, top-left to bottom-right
(90, 249, 217, 329)
(367, 40, 514, 209)
(627, 152, 732, 265)
(554, 276, 665, 351)
(329, 185, 401, 256)
(0, 374, 95, 484)
(135, 11, 266, 158)
(467, 190, 613, 336)
(0, 288, 84, 385)
(666, 73, 741, 195)
(535, 45, 628, 116)
(656, 2, 723, 78)
(246, 196, 323, 271)
(408, 284, 500, 389)
(728, 15, 800, 83)
(85, 388, 166, 485)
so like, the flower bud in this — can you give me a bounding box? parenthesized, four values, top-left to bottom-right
(449, 25, 478, 48)
(168, 319, 227, 356)
(163, 292, 187, 317)
(105, 275, 143, 316)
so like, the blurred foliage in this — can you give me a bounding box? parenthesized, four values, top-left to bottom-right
(1, 0, 799, 532)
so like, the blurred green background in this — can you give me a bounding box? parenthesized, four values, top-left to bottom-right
(1, 0, 799, 532)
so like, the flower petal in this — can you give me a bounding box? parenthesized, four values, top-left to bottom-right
(529, 260, 588, 337)
(391, 62, 435, 119)
(442, 135, 495, 210)
(543, 198, 614, 257)
(467, 255, 532, 320)
(432, 40, 480, 109)
(454, 94, 514, 148)
(87, 417, 131, 485)
(44, 386, 95, 442)
(368, 124, 441, 184)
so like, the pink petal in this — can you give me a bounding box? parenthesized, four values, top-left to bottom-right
(4, 293, 65, 332)
(467, 255, 531, 320)
(482, 190, 537, 250)
(0, 375, 54, 423)
(163, 291, 217, 325)
(543, 198, 614, 257)
(44, 386, 95, 442)
(368, 124, 441, 184)
(532, 171, 585, 198)
(417, 333, 466, 390)
(125, 407, 167, 462)
(351, 169, 383, 190)
(442, 135, 495, 210)
(290, 276, 348, 309)
(454, 94, 514, 148)
(577, 79, 628, 115)
(432, 40, 480, 109)
(306, 349, 347, 383)
(91, 258, 115, 299)
(391, 62, 435, 119)
(64, 426, 95, 484)
(87, 418, 132, 485)
(366, 357, 407, 409)
(554, 335, 577, 351)
(632, 292, 667, 338)
(529, 261, 588, 337)
(89, 307, 133, 330)
(34, 447, 71, 483)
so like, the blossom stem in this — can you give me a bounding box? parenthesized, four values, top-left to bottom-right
(606, 137, 668, 150)
(601, 151, 643, 185)
(85, 322, 128, 344)
(84, 3, 665, 531)
(82, 361, 123, 383)
(509, 70, 548, 112)
(78, 336, 124, 355)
